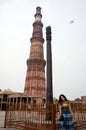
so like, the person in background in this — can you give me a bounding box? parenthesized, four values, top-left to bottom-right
(58, 94, 74, 130)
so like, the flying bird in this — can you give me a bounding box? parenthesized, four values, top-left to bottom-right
(69, 20, 74, 24)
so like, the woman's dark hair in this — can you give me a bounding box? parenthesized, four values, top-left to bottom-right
(58, 94, 68, 103)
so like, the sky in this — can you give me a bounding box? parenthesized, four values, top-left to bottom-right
(0, 0, 86, 100)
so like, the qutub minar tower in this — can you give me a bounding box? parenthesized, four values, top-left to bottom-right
(24, 7, 46, 97)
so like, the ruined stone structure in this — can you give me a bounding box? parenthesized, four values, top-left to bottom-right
(81, 96, 86, 102)
(0, 89, 46, 110)
(24, 7, 46, 97)
(0, 7, 46, 110)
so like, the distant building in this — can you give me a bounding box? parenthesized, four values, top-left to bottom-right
(0, 89, 45, 110)
(81, 96, 86, 102)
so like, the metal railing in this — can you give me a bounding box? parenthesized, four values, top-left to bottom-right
(4, 103, 86, 130)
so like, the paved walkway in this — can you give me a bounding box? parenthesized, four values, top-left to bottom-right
(0, 128, 86, 130)
(0, 128, 16, 130)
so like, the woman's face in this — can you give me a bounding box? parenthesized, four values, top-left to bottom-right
(61, 95, 65, 101)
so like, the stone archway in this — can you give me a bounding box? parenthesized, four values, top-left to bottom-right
(2, 103, 6, 110)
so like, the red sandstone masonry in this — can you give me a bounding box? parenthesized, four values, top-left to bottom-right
(24, 7, 46, 97)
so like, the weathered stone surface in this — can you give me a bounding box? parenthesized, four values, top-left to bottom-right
(24, 7, 46, 97)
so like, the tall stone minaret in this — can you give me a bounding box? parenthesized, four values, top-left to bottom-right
(24, 7, 46, 97)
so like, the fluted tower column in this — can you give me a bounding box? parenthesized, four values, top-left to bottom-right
(24, 7, 46, 97)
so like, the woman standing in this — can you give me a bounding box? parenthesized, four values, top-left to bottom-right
(58, 94, 74, 130)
